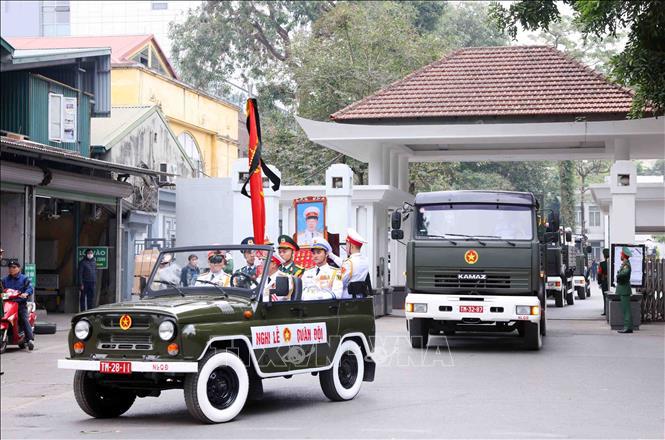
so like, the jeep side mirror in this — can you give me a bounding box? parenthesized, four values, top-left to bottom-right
(391, 229, 404, 240)
(270, 276, 290, 298)
(391, 211, 402, 230)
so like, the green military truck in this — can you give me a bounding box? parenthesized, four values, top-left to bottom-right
(391, 190, 546, 350)
(58, 245, 376, 423)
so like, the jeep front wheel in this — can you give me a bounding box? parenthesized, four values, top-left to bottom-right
(408, 318, 429, 348)
(73, 371, 136, 418)
(320, 339, 365, 401)
(184, 350, 249, 423)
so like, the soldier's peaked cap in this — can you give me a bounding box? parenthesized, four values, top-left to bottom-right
(241, 237, 255, 245)
(271, 253, 285, 265)
(346, 228, 366, 247)
(277, 235, 299, 251)
(311, 237, 332, 253)
(304, 206, 320, 219)
(621, 246, 632, 258)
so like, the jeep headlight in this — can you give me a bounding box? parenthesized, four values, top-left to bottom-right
(74, 319, 91, 340)
(158, 320, 176, 341)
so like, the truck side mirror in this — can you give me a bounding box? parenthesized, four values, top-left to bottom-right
(565, 231, 572, 242)
(391, 229, 404, 240)
(391, 211, 402, 230)
(586, 245, 593, 254)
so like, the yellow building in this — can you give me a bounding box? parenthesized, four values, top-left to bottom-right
(9, 35, 239, 177)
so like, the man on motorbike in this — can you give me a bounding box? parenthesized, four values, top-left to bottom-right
(2, 260, 35, 350)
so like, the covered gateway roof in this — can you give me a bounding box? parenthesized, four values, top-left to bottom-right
(331, 46, 636, 122)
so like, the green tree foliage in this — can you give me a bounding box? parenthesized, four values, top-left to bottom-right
(489, 0, 665, 116)
(636, 160, 665, 176)
(559, 160, 576, 229)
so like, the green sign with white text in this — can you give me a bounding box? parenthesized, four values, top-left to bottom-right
(77, 247, 109, 270)
(24, 263, 37, 288)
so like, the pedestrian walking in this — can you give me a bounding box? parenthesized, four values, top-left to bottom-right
(598, 249, 610, 316)
(616, 247, 634, 334)
(590, 258, 598, 281)
(78, 248, 97, 311)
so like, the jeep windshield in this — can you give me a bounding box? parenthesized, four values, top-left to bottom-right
(142, 245, 271, 299)
(417, 203, 534, 240)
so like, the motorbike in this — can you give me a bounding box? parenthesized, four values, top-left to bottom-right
(1, 289, 36, 353)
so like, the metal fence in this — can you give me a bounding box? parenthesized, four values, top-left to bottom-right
(641, 257, 664, 322)
(134, 238, 175, 256)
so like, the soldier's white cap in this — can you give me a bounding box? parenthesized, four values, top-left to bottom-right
(304, 206, 320, 219)
(346, 228, 366, 247)
(311, 237, 332, 253)
(270, 252, 285, 265)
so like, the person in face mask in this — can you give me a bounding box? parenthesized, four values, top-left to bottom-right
(78, 248, 97, 311)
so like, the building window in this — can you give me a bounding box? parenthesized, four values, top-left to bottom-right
(41, 1, 70, 36)
(48, 94, 63, 141)
(132, 47, 149, 67)
(159, 163, 168, 184)
(151, 1, 168, 10)
(589, 206, 601, 228)
(574, 209, 582, 228)
(177, 132, 203, 177)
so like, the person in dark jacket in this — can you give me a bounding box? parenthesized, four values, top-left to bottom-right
(616, 247, 633, 334)
(78, 249, 97, 311)
(2, 260, 35, 350)
(598, 248, 610, 316)
(180, 254, 200, 286)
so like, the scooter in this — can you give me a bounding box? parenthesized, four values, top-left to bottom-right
(1, 289, 36, 353)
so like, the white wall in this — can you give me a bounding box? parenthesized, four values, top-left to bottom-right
(175, 178, 234, 247)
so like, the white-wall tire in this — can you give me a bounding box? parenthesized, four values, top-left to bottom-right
(319, 339, 365, 401)
(184, 350, 249, 423)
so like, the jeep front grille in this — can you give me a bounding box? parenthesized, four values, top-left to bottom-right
(98, 334, 153, 351)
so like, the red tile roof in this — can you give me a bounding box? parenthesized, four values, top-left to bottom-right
(330, 45, 635, 121)
(7, 35, 177, 78)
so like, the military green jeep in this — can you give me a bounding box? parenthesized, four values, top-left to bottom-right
(58, 245, 376, 423)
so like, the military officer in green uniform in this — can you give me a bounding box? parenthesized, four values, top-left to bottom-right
(277, 235, 304, 277)
(616, 246, 633, 334)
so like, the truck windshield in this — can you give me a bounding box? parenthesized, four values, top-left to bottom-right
(417, 204, 533, 240)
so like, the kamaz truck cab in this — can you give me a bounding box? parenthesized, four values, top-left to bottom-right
(391, 190, 545, 351)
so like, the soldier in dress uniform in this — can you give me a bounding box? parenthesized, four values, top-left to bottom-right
(301, 238, 343, 300)
(232, 237, 259, 287)
(263, 253, 294, 301)
(598, 248, 610, 316)
(341, 228, 370, 299)
(296, 206, 324, 246)
(616, 246, 634, 334)
(196, 250, 231, 287)
(277, 235, 304, 277)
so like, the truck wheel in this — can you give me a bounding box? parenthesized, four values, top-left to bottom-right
(540, 309, 547, 336)
(566, 290, 575, 305)
(0, 329, 7, 354)
(408, 319, 429, 349)
(555, 291, 564, 308)
(184, 350, 249, 423)
(73, 371, 136, 418)
(576, 286, 586, 300)
(320, 339, 365, 401)
(523, 322, 542, 350)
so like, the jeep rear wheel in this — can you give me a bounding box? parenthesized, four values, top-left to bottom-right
(73, 371, 136, 418)
(184, 350, 249, 423)
(409, 318, 429, 348)
(0, 328, 7, 354)
(320, 339, 364, 401)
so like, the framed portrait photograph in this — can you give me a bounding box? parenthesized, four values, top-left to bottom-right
(294, 196, 327, 247)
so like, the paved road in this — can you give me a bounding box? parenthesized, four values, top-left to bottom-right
(2, 285, 663, 439)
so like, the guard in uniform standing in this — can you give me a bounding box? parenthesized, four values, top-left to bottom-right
(598, 248, 610, 316)
(277, 235, 304, 277)
(616, 246, 634, 334)
(341, 228, 370, 299)
(301, 238, 343, 300)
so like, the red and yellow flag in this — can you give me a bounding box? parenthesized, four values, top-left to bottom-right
(242, 98, 280, 245)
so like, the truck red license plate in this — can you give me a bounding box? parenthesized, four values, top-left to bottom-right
(459, 305, 483, 313)
(99, 361, 132, 374)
